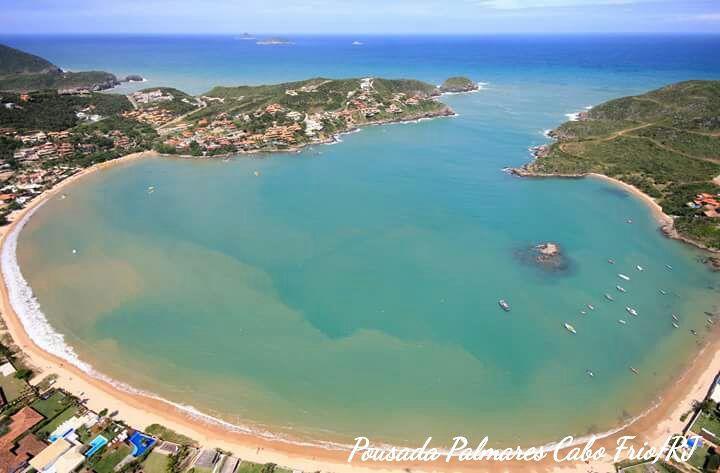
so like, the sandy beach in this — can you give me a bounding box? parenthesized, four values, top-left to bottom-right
(1, 151, 719, 473)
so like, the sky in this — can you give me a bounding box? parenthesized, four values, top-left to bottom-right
(1, 0, 720, 34)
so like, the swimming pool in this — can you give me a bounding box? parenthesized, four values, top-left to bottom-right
(85, 435, 108, 457)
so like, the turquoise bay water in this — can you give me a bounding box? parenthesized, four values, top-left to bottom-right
(10, 35, 720, 446)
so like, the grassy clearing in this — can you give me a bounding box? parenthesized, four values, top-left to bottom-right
(88, 444, 133, 473)
(30, 390, 72, 418)
(145, 423, 197, 445)
(141, 451, 170, 473)
(35, 404, 79, 437)
(0, 372, 29, 403)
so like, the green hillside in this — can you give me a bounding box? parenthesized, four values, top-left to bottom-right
(0, 43, 119, 92)
(0, 44, 59, 76)
(523, 80, 720, 249)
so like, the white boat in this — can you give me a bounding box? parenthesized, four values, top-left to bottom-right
(672, 322, 679, 329)
(630, 367, 639, 375)
(604, 293, 615, 301)
(626, 307, 638, 317)
(586, 369, 594, 378)
(618, 319, 627, 325)
(587, 304, 595, 311)
(498, 299, 510, 312)
(665, 264, 673, 271)
(564, 323, 577, 334)
(616, 285, 626, 293)
(608, 259, 615, 264)
(636, 265, 644, 271)
(580, 310, 587, 315)
(618, 274, 631, 281)
(672, 314, 680, 322)
(659, 289, 668, 295)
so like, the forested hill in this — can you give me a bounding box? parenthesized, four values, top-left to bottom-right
(520, 80, 720, 250)
(0, 44, 120, 92)
(0, 44, 60, 76)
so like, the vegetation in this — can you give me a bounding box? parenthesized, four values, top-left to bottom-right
(0, 43, 119, 92)
(0, 44, 58, 76)
(36, 404, 80, 438)
(140, 451, 170, 473)
(135, 87, 200, 115)
(145, 423, 197, 445)
(86, 444, 133, 473)
(30, 390, 73, 418)
(439, 76, 477, 93)
(0, 90, 132, 131)
(525, 80, 720, 249)
(200, 77, 441, 119)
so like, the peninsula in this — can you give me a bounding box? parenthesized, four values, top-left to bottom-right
(0, 44, 141, 93)
(513, 80, 720, 251)
(0, 45, 458, 227)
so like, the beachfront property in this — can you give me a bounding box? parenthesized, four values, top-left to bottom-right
(0, 335, 302, 473)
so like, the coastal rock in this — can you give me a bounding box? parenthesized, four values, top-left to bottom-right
(439, 76, 478, 93)
(122, 74, 145, 83)
(514, 242, 571, 274)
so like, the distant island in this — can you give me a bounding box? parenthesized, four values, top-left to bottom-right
(0, 44, 142, 93)
(256, 37, 293, 46)
(513, 80, 720, 251)
(439, 76, 479, 93)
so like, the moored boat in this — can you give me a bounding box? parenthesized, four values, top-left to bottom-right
(618, 273, 630, 281)
(616, 285, 626, 293)
(564, 323, 577, 334)
(498, 299, 510, 312)
(625, 306, 638, 317)
(618, 319, 627, 325)
(604, 293, 614, 301)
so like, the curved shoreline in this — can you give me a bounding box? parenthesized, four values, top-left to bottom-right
(0, 151, 719, 472)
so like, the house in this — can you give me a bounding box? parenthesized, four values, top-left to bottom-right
(0, 434, 47, 473)
(29, 438, 85, 473)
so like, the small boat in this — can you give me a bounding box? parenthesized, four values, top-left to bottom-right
(659, 289, 668, 295)
(690, 329, 698, 336)
(616, 285, 626, 293)
(618, 319, 627, 325)
(672, 314, 680, 322)
(630, 367, 639, 375)
(626, 219, 633, 224)
(626, 306, 638, 317)
(254, 171, 261, 176)
(604, 293, 615, 302)
(636, 265, 644, 271)
(608, 259, 615, 264)
(586, 369, 594, 378)
(672, 322, 679, 329)
(708, 318, 715, 325)
(665, 264, 673, 271)
(71, 249, 77, 255)
(498, 299, 510, 312)
(587, 304, 595, 311)
(60, 194, 67, 199)
(580, 310, 587, 315)
(564, 323, 577, 334)
(618, 274, 631, 281)
(705, 311, 714, 317)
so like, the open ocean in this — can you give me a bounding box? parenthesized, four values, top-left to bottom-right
(5, 34, 720, 447)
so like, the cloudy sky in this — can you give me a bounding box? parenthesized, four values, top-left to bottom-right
(2, 0, 719, 34)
